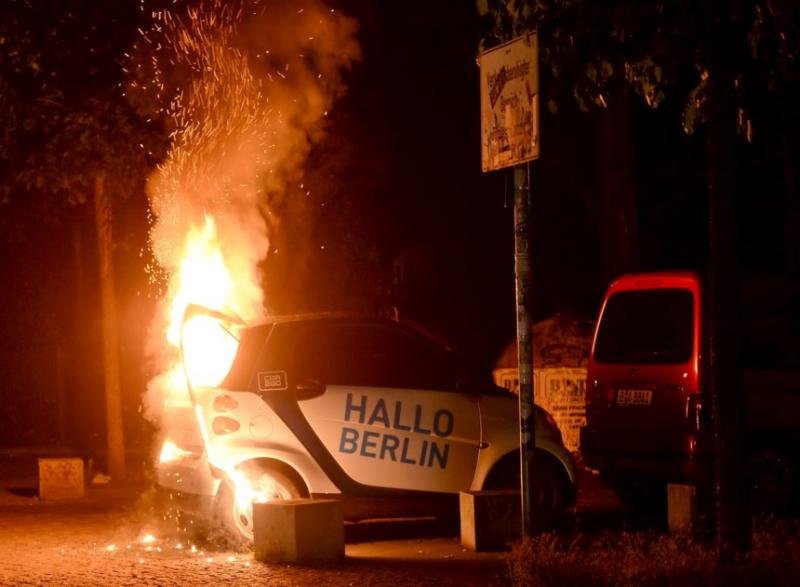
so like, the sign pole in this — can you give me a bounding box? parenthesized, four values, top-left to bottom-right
(478, 31, 539, 537)
(513, 163, 536, 536)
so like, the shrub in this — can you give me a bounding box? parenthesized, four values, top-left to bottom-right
(507, 521, 800, 587)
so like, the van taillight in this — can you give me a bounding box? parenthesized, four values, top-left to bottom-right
(586, 379, 600, 406)
(585, 381, 615, 410)
(685, 393, 706, 432)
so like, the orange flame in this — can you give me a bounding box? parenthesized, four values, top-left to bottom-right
(163, 215, 241, 389)
(166, 215, 233, 347)
(139, 1, 361, 535)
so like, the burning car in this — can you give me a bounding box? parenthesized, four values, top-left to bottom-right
(157, 305, 577, 544)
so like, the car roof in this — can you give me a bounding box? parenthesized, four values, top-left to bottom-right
(253, 311, 384, 325)
(243, 312, 457, 354)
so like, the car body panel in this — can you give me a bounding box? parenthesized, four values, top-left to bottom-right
(170, 387, 339, 495)
(298, 385, 480, 493)
(472, 394, 577, 491)
(158, 311, 577, 518)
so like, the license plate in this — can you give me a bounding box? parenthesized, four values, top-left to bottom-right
(617, 389, 653, 406)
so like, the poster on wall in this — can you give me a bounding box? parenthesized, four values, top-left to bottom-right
(493, 366, 587, 452)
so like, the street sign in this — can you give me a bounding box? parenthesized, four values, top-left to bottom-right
(479, 30, 540, 536)
(479, 32, 539, 172)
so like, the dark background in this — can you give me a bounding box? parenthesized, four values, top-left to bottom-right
(0, 1, 796, 464)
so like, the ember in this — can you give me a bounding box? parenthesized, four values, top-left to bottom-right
(129, 0, 359, 538)
(141, 533, 157, 544)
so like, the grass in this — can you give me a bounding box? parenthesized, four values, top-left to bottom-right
(506, 520, 800, 586)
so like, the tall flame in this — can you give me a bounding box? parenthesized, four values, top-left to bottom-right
(133, 0, 360, 531)
(166, 215, 233, 347)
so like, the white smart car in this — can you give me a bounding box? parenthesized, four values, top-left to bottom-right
(157, 305, 577, 543)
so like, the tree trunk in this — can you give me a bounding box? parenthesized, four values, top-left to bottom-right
(93, 172, 126, 481)
(782, 92, 800, 275)
(71, 212, 86, 450)
(706, 7, 751, 560)
(597, 89, 639, 282)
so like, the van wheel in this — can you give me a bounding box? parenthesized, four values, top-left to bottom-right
(216, 466, 303, 547)
(750, 448, 797, 518)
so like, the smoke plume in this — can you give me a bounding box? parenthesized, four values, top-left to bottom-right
(129, 0, 360, 420)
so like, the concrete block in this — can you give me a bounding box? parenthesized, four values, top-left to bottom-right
(38, 458, 84, 500)
(253, 499, 344, 563)
(460, 490, 520, 551)
(668, 483, 697, 534)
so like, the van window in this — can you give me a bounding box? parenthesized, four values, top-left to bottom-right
(594, 289, 694, 364)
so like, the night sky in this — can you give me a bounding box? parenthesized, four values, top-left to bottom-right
(0, 0, 797, 454)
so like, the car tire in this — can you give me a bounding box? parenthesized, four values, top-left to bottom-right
(484, 451, 567, 530)
(530, 457, 564, 530)
(216, 465, 304, 547)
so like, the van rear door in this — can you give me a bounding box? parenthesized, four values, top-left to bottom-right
(584, 274, 701, 466)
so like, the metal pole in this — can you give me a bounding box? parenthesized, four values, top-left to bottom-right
(514, 163, 536, 536)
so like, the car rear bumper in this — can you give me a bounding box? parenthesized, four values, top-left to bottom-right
(581, 448, 713, 483)
(155, 483, 217, 520)
(157, 455, 220, 499)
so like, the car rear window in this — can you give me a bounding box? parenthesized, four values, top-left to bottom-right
(221, 324, 272, 390)
(250, 320, 468, 392)
(594, 289, 694, 364)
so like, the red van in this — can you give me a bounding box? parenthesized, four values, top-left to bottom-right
(580, 271, 799, 514)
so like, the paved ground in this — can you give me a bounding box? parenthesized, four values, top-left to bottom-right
(0, 453, 623, 586)
(0, 482, 510, 586)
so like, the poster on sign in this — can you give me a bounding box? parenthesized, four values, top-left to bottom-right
(479, 32, 539, 172)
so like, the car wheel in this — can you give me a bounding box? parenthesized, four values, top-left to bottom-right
(484, 451, 567, 530)
(216, 465, 303, 546)
(750, 448, 797, 518)
(530, 458, 563, 529)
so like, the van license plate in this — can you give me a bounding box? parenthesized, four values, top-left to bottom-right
(617, 389, 653, 406)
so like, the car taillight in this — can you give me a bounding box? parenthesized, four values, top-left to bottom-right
(212, 416, 241, 435)
(213, 394, 239, 412)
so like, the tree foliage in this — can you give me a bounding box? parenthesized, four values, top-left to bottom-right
(478, 0, 800, 135)
(0, 0, 164, 207)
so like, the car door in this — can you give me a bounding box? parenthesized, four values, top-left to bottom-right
(297, 321, 481, 494)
